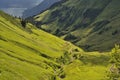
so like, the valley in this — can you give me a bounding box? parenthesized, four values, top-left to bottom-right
(0, 0, 120, 80)
(0, 11, 112, 80)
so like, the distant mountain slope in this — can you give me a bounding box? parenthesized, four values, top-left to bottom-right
(0, 0, 43, 17)
(0, 0, 42, 8)
(22, 0, 61, 18)
(31, 0, 120, 51)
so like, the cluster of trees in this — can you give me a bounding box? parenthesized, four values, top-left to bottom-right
(108, 45, 120, 80)
(21, 19, 27, 28)
(13, 16, 27, 28)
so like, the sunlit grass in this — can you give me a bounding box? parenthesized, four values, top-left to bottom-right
(0, 11, 111, 80)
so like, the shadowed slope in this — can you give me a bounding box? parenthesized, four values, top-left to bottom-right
(31, 0, 120, 51)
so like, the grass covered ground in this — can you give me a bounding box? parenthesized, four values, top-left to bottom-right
(0, 11, 111, 80)
(63, 52, 110, 80)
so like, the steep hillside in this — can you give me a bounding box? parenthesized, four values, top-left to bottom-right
(32, 0, 120, 51)
(22, 0, 61, 18)
(0, 11, 111, 80)
(0, 11, 82, 80)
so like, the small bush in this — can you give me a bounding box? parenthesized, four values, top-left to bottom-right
(108, 45, 120, 80)
(21, 20, 27, 28)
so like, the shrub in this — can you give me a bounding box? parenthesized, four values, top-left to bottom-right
(21, 20, 27, 28)
(108, 45, 120, 80)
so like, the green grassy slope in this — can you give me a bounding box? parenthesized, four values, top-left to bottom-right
(31, 0, 120, 51)
(0, 11, 111, 80)
(0, 11, 82, 80)
(63, 52, 110, 80)
(0, 11, 56, 80)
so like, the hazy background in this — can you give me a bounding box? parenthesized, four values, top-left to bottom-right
(0, 0, 43, 17)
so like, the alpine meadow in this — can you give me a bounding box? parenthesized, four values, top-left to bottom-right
(0, 0, 120, 80)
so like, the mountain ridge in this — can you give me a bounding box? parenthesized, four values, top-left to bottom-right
(30, 0, 120, 51)
(22, 0, 61, 18)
